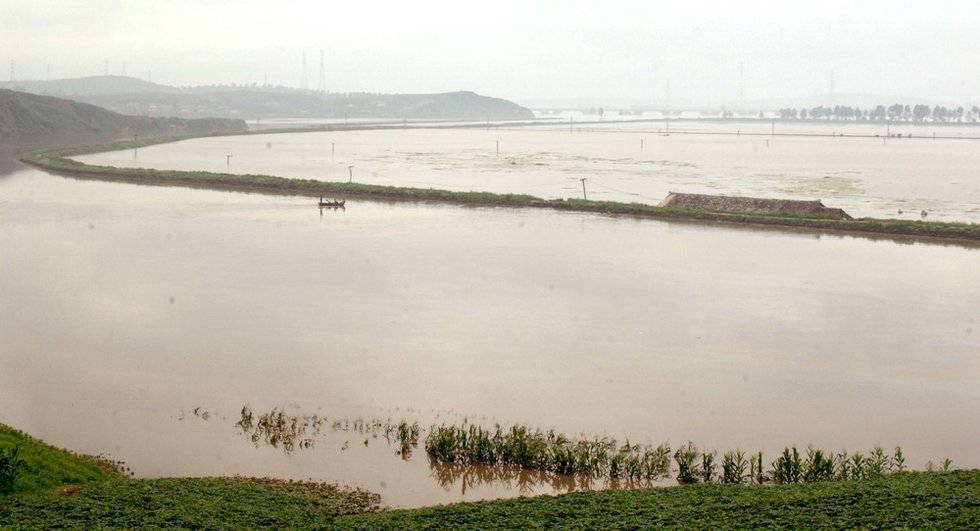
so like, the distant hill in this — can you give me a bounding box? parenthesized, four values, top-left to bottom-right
(0, 89, 246, 140)
(0, 75, 180, 96)
(0, 76, 534, 120)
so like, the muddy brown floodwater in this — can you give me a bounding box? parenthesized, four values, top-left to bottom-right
(1, 159, 978, 507)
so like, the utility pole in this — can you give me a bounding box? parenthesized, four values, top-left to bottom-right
(348, 165, 354, 183)
(226, 155, 232, 165)
(580, 178, 588, 200)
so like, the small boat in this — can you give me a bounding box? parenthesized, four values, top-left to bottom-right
(317, 198, 346, 208)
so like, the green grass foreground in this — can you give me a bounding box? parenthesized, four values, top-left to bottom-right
(337, 472, 980, 530)
(3, 423, 979, 529)
(22, 137, 980, 245)
(0, 424, 120, 493)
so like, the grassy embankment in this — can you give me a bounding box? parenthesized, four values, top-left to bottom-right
(22, 136, 980, 244)
(3, 422, 979, 529)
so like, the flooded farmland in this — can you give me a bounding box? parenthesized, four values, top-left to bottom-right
(75, 121, 980, 223)
(2, 128, 980, 507)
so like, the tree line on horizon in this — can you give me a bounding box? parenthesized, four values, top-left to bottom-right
(778, 104, 980, 123)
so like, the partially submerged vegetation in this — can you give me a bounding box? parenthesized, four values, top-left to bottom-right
(3, 421, 977, 529)
(426, 423, 671, 482)
(21, 136, 980, 245)
(230, 407, 940, 488)
(234, 405, 421, 457)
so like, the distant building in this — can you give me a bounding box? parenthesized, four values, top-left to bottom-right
(658, 192, 852, 220)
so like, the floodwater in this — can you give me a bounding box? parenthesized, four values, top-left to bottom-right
(75, 120, 980, 223)
(1, 151, 979, 508)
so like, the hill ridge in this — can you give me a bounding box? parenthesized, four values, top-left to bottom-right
(0, 89, 246, 139)
(0, 76, 534, 120)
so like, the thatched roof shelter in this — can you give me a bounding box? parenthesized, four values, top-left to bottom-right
(658, 192, 852, 220)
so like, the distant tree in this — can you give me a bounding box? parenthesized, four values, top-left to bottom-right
(811, 106, 830, 120)
(888, 104, 904, 120)
(871, 105, 886, 121)
(912, 104, 930, 122)
(799, 108, 808, 119)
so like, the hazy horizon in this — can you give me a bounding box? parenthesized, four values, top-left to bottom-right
(3, 1, 979, 106)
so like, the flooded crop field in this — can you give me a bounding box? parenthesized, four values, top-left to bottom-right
(3, 128, 979, 507)
(76, 121, 980, 223)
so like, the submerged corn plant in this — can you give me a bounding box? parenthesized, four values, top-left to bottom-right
(391, 421, 420, 459)
(750, 451, 767, 484)
(722, 449, 749, 484)
(424, 423, 669, 482)
(891, 446, 906, 472)
(803, 446, 834, 483)
(866, 446, 890, 477)
(700, 451, 717, 484)
(773, 447, 804, 484)
(674, 442, 700, 484)
(923, 456, 954, 473)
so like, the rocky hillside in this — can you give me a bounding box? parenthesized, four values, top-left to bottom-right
(0, 89, 247, 139)
(1, 76, 535, 120)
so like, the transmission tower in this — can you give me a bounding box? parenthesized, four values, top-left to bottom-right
(829, 69, 836, 104)
(737, 62, 746, 102)
(317, 50, 326, 93)
(9, 60, 14, 82)
(301, 52, 308, 90)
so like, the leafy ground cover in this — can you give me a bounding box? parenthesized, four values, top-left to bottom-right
(1, 477, 378, 530)
(337, 471, 980, 530)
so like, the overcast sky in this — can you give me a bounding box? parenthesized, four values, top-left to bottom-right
(2, 0, 978, 105)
